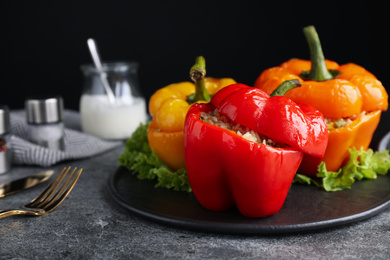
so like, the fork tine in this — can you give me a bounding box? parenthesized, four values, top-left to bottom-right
(41, 168, 83, 211)
(27, 167, 70, 207)
(35, 167, 76, 208)
(39, 167, 79, 209)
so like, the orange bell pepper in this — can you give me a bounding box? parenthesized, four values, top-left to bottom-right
(254, 26, 388, 176)
(147, 56, 236, 170)
(147, 119, 186, 171)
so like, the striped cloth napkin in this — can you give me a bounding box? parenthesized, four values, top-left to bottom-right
(9, 110, 122, 167)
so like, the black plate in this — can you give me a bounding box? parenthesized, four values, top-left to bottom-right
(108, 166, 390, 235)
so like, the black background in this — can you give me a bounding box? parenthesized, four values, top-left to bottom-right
(1, 0, 389, 145)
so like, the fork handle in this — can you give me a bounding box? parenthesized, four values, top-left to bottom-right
(0, 208, 44, 219)
(0, 209, 24, 219)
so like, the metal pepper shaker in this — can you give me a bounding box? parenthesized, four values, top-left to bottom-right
(0, 106, 12, 174)
(25, 96, 65, 151)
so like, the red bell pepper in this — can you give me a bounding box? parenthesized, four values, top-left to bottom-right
(184, 81, 328, 218)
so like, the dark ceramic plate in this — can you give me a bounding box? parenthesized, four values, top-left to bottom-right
(108, 166, 390, 235)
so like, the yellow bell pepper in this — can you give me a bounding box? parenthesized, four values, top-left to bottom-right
(147, 57, 236, 170)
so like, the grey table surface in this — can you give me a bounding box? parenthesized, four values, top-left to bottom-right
(1, 144, 390, 260)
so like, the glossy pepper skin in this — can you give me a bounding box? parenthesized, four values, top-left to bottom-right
(184, 83, 328, 218)
(148, 59, 236, 170)
(254, 26, 388, 176)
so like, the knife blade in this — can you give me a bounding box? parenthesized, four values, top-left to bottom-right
(0, 170, 55, 198)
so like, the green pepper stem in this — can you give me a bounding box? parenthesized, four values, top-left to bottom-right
(270, 79, 301, 97)
(189, 56, 211, 103)
(302, 25, 333, 81)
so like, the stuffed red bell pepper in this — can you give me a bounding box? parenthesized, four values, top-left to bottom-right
(184, 80, 328, 218)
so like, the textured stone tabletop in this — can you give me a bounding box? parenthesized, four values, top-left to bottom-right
(1, 144, 390, 259)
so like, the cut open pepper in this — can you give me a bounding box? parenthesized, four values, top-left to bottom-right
(254, 26, 388, 176)
(147, 56, 236, 170)
(184, 81, 328, 218)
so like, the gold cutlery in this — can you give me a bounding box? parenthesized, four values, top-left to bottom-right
(0, 170, 55, 198)
(0, 166, 82, 219)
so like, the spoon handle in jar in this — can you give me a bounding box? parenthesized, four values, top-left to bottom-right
(87, 38, 116, 105)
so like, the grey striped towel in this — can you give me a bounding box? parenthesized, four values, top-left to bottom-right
(10, 110, 122, 167)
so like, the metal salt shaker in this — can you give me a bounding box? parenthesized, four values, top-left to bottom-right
(25, 96, 65, 151)
(0, 106, 12, 174)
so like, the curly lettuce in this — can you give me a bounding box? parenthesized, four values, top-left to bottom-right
(294, 147, 390, 191)
(121, 123, 390, 193)
(118, 122, 191, 192)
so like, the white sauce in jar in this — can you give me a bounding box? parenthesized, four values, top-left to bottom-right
(80, 94, 147, 140)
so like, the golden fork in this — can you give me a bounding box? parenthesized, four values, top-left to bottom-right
(0, 166, 83, 219)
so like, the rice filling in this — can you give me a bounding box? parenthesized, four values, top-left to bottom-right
(326, 111, 366, 130)
(200, 109, 278, 146)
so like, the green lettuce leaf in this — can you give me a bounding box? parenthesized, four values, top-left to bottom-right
(294, 147, 390, 191)
(122, 123, 390, 193)
(118, 122, 192, 192)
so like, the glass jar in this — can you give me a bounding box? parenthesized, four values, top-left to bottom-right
(0, 106, 12, 174)
(80, 62, 147, 140)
